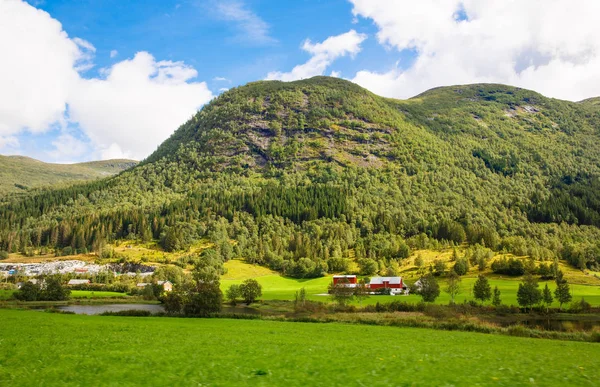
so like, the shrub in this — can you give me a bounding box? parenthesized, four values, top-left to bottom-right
(226, 284, 242, 305)
(100, 310, 152, 317)
(239, 279, 262, 305)
(419, 274, 440, 303)
(491, 257, 525, 276)
(453, 258, 469, 276)
(14, 282, 41, 301)
(0, 251, 8, 260)
(568, 298, 592, 313)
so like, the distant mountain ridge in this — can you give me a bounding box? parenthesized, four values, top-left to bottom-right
(0, 155, 137, 195)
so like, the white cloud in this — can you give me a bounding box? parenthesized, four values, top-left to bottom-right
(349, 0, 600, 101)
(110, 49, 118, 58)
(215, 1, 275, 45)
(0, 136, 19, 151)
(98, 143, 131, 160)
(0, 0, 79, 135)
(213, 76, 231, 82)
(68, 52, 213, 160)
(48, 133, 89, 161)
(330, 70, 342, 78)
(266, 30, 367, 81)
(0, 1, 213, 161)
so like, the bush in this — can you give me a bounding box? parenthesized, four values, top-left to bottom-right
(100, 310, 153, 317)
(239, 279, 262, 305)
(42, 276, 71, 301)
(568, 298, 592, 313)
(0, 251, 8, 260)
(226, 284, 242, 305)
(453, 258, 469, 276)
(14, 282, 40, 301)
(419, 274, 440, 302)
(491, 257, 525, 276)
(183, 283, 223, 316)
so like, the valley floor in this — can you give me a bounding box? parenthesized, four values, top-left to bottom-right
(0, 309, 598, 386)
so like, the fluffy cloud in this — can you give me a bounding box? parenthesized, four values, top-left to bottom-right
(69, 52, 213, 160)
(48, 133, 89, 161)
(0, 1, 79, 135)
(350, 0, 600, 101)
(266, 30, 367, 81)
(0, 0, 213, 161)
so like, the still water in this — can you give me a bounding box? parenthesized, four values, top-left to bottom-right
(56, 304, 261, 316)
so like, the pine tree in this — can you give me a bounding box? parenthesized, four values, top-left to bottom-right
(542, 283, 553, 312)
(473, 274, 491, 304)
(492, 285, 502, 306)
(554, 271, 572, 311)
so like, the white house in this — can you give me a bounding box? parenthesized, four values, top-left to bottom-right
(68, 279, 91, 286)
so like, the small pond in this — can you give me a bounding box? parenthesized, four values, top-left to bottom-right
(56, 304, 261, 316)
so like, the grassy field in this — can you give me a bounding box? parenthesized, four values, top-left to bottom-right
(222, 260, 600, 306)
(0, 309, 598, 386)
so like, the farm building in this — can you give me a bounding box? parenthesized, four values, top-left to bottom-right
(332, 275, 357, 287)
(369, 277, 408, 295)
(68, 279, 90, 286)
(157, 280, 173, 292)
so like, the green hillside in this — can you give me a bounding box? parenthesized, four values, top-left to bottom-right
(2, 77, 600, 277)
(0, 156, 137, 195)
(579, 97, 600, 107)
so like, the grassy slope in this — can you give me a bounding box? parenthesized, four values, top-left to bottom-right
(1, 309, 598, 386)
(0, 155, 137, 195)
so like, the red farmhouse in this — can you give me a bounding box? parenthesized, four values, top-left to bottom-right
(368, 277, 407, 294)
(332, 275, 357, 287)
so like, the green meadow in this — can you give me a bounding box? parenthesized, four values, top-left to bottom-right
(221, 273, 600, 306)
(1, 309, 598, 386)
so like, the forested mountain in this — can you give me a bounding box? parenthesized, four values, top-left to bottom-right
(0, 156, 137, 195)
(2, 76, 600, 276)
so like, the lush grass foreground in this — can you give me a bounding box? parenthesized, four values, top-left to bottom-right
(0, 310, 599, 386)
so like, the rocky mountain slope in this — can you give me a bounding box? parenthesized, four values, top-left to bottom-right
(2, 77, 600, 275)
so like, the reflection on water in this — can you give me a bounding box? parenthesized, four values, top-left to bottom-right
(57, 304, 261, 316)
(58, 304, 165, 315)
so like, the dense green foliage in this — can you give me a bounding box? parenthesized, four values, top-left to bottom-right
(13, 276, 70, 301)
(2, 77, 600, 276)
(2, 309, 600, 386)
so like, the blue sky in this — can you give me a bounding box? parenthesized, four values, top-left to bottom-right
(31, 0, 401, 91)
(1, 0, 599, 162)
